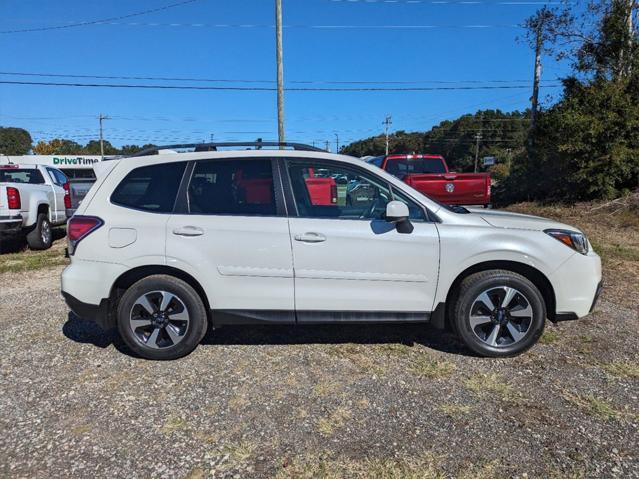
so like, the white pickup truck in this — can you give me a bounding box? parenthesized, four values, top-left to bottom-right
(0, 164, 70, 250)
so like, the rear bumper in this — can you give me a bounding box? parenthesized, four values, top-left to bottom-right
(62, 291, 114, 330)
(0, 215, 23, 235)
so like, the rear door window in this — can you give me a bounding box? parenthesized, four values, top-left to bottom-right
(188, 158, 276, 216)
(111, 162, 187, 213)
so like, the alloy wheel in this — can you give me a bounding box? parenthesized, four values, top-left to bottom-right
(468, 286, 533, 348)
(129, 290, 190, 349)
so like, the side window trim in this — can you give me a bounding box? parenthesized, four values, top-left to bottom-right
(281, 158, 432, 222)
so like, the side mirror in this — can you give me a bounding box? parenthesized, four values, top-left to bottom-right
(385, 201, 414, 234)
(385, 200, 409, 223)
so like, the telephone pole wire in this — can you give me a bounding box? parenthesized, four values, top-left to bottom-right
(383, 115, 392, 155)
(98, 113, 110, 159)
(275, 0, 285, 145)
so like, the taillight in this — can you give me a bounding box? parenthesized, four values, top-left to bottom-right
(67, 215, 103, 255)
(331, 183, 337, 204)
(63, 182, 72, 209)
(7, 187, 21, 209)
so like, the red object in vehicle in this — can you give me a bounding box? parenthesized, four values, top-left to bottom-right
(63, 182, 72, 209)
(67, 215, 103, 254)
(380, 154, 491, 207)
(6, 186, 21, 209)
(305, 168, 337, 206)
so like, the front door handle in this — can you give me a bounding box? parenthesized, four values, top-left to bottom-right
(294, 232, 326, 243)
(172, 226, 204, 237)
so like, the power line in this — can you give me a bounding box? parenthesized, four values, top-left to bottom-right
(4, 21, 523, 30)
(0, 80, 562, 92)
(0, 0, 203, 34)
(0, 71, 561, 85)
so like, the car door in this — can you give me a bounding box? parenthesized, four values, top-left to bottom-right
(165, 157, 294, 320)
(283, 158, 440, 321)
(45, 167, 66, 223)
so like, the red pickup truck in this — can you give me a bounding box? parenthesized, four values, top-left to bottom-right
(368, 154, 491, 207)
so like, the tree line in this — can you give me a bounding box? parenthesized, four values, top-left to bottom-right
(345, 0, 639, 204)
(0, 127, 154, 156)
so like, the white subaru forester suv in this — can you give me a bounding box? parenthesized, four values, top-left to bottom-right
(61, 142, 602, 360)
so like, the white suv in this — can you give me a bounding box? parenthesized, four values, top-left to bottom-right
(61, 142, 602, 360)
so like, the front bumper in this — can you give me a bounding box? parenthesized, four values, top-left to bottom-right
(550, 251, 602, 319)
(62, 292, 114, 330)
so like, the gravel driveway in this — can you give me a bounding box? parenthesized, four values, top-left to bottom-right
(1, 201, 638, 478)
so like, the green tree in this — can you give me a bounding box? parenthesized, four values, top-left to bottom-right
(0, 127, 32, 155)
(32, 138, 83, 155)
(502, 0, 639, 204)
(82, 140, 118, 155)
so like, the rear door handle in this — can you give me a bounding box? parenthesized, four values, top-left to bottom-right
(172, 226, 204, 237)
(294, 232, 326, 243)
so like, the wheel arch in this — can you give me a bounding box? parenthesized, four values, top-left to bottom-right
(444, 260, 557, 324)
(109, 265, 212, 315)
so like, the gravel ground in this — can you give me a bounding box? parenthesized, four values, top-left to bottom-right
(1, 206, 638, 478)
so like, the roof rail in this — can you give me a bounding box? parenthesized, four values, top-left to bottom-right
(127, 141, 325, 157)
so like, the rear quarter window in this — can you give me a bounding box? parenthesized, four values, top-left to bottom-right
(111, 162, 186, 213)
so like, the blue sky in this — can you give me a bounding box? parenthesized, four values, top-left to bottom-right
(0, 0, 570, 150)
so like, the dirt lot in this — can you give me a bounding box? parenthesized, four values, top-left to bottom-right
(1, 203, 637, 478)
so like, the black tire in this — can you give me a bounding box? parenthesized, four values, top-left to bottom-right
(26, 213, 53, 250)
(117, 275, 208, 360)
(452, 269, 546, 357)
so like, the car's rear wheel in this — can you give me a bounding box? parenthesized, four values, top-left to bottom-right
(117, 275, 208, 360)
(452, 270, 545, 357)
(26, 213, 52, 250)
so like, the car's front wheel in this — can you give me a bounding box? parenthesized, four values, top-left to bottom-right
(452, 270, 546, 357)
(117, 275, 208, 360)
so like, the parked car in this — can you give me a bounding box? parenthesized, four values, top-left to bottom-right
(0, 164, 71, 249)
(61, 142, 601, 360)
(368, 154, 491, 207)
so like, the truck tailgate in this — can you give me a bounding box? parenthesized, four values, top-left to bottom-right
(403, 173, 490, 205)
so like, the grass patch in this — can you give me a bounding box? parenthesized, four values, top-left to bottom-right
(410, 356, 456, 379)
(317, 406, 352, 436)
(438, 404, 471, 417)
(223, 441, 256, 463)
(539, 329, 561, 345)
(275, 454, 443, 479)
(0, 246, 68, 273)
(602, 360, 639, 379)
(465, 373, 515, 400)
(562, 392, 631, 421)
(161, 415, 188, 434)
(589, 240, 639, 263)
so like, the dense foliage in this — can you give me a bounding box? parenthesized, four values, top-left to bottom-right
(500, 0, 639, 203)
(32, 139, 155, 156)
(0, 127, 32, 155)
(341, 110, 528, 173)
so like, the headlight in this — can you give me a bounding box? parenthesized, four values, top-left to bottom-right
(544, 229, 589, 255)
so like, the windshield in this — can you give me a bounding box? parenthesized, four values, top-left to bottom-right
(385, 158, 446, 176)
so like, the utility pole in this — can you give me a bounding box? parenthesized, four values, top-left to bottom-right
(474, 112, 483, 173)
(98, 113, 110, 160)
(473, 133, 483, 173)
(383, 115, 392, 155)
(275, 0, 285, 145)
(325, 140, 330, 152)
(530, 11, 545, 132)
(334, 133, 339, 153)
